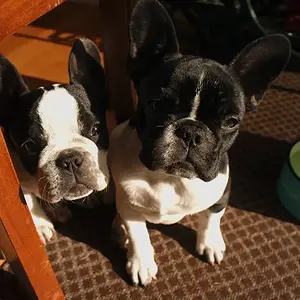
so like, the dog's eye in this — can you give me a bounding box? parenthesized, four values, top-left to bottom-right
(21, 140, 39, 154)
(223, 117, 239, 129)
(91, 123, 101, 137)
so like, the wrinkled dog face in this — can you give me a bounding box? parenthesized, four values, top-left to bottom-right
(10, 84, 109, 203)
(134, 59, 244, 181)
(0, 38, 109, 203)
(128, 0, 291, 182)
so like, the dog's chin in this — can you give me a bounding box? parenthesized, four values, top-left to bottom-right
(163, 163, 216, 182)
(38, 174, 109, 204)
(141, 154, 197, 179)
(40, 185, 96, 204)
(165, 162, 218, 182)
(140, 154, 216, 182)
(164, 161, 197, 179)
(64, 184, 94, 201)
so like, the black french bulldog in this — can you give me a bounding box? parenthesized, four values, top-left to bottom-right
(108, 0, 291, 287)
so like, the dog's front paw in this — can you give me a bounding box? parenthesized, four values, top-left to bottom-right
(196, 228, 226, 265)
(36, 220, 55, 245)
(126, 254, 158, 287)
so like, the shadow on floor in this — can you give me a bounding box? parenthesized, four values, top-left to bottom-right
(55, 201, 131, 285)
(229, 131, 299, 225)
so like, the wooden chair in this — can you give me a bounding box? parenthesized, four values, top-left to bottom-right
(0, 0, 135, 298)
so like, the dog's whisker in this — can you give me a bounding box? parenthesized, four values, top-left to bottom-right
(41, 181, 49, 201)
(46, 202, 57, 211)
(80, 196, 87, 203)
(37, 176, 46, 184)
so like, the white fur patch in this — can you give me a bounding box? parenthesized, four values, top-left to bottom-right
(189, 92, 201, 119)
(125, 219, 157, 286)
(37, 87, 80, 147)
(98, 150, 109, 185)
(24, 193, 55, 244)
(196, 208, 226, 264)
(189, 71, 205, 119)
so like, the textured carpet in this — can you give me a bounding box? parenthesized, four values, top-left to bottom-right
(43, 72, 300, 300)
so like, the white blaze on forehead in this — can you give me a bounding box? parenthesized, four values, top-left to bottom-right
(189, 71, 205, 119)
(37, 87, 80, 144)
(189, 92, 200, 119)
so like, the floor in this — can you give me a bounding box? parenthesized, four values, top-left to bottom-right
(0, 259, 5, 268)
(1, 1, 300, 300)
(0, 1, 102, 88)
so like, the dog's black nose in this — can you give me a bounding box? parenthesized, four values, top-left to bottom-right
(175, 127, 201, 147)
(56, 149, 84, 172)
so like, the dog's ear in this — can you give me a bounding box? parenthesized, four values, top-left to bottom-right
(128, 0, 180, 83)
(0, 55, 29, 127)
(69, 38, 108, 109)
(69, 38, 105, 88)
(230, 34, 291, 112)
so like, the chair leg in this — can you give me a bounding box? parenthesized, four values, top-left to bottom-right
(0, 130, 64, 300)
(98, 0, 137, 123)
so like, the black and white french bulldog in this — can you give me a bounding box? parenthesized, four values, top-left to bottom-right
(0, 38, 110, 244)
(109, 0, 291, 287)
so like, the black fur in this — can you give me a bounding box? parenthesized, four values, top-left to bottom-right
(128, 0, 291, 182)
(65, 84, 109, 151)
(208, 155, 231, 214)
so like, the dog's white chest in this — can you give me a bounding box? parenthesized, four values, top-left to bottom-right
(109, 122, 229, 224)
(123, 170, 228, 224)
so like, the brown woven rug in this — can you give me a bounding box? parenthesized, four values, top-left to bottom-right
(43, 72, 300, 300)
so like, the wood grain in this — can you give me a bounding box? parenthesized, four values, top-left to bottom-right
(98, 0, 136, 122)
(0, 0, 65, 43)
(0, 259, 5, 268)
(0, 130, 64, 300)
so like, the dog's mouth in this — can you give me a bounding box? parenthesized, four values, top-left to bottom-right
(64, 184, 94, 201)
(164, 161, 197, 179)
(153, 160, 216, 181)
(37, 173, 109, 203)
(140, 149, 217, 182)
(141, 152, 197, 179)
